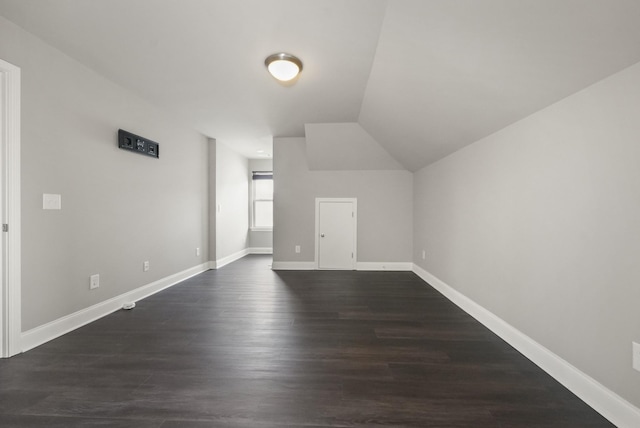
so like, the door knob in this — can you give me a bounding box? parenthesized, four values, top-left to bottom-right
(320, 233, 325, 237)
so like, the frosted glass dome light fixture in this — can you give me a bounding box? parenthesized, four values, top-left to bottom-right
(265, 53, 303, 81)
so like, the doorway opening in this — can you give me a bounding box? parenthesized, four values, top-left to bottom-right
(0, 58, 21, 358)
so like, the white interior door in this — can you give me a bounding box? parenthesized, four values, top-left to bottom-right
(316, 199, 356, 270)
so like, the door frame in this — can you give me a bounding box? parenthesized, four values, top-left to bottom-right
(0, 58, 21, 358)
(314, 198, 357, 270)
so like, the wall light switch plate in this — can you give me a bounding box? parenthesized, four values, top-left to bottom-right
(196, 247, 201, 256)
(143, 261, 150, 272)
(633, 342, 640, 372)
(295, 245, 301, 253)
(89, 274, 99, 290)
(43, 193, 62, 210)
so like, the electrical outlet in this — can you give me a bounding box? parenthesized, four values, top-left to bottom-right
(143, 261, 150, 272)
(295, 245, 301, 253)
(633, 342, 640, 372)
(422, 250, 426, 260)
(89, 274, 99, 290)
(196, 247, 200, 256)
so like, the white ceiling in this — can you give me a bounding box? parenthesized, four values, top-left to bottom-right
(1, 0, 640, 169)
(361, 0, 640, 170)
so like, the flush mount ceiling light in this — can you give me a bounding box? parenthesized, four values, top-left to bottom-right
(265, 53, 303, 81)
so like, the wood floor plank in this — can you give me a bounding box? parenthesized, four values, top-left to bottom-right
(0, 255, 614, 427)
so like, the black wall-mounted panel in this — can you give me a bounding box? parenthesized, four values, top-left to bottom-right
(118, 129, 159, 158)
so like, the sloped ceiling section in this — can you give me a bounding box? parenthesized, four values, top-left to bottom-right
(305, 123, 404, 171)
(3, 1, 640, 167)
(359, 0, 640, 171)
(0, 0, 387, 158)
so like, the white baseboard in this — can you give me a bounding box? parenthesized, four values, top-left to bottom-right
(21, 263, 210, 353)
(356, 262, 412, 271)
(271, 261, 316, 270)
(208, 248, 272, 270)
(271, 261, 412, 271)
(412, 264, 640, 428)
(214, 248, 250, 269)
(248, 247, 273, 254)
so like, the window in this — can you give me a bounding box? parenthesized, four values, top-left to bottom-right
(251, 171, 273, 230)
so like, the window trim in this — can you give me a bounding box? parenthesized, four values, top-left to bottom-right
(250, 171, 273, 231)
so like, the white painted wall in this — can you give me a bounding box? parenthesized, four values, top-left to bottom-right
(248, 158, 273, 250)
(413, 61, 640, 408)
(0, 16, 209, 331)
(305, 123, 404, 171)
(273, 137, 412, 266)
(215, 141, 249, 261)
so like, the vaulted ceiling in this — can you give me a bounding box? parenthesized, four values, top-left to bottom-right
(2, 0, 640, 171)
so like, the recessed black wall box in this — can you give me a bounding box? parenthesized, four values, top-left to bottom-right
(118, 129, 159, 158)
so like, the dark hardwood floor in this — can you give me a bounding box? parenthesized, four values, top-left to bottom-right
(0, 255, 614, 427)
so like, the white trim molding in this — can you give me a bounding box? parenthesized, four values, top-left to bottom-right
(356, 262, 412, 271)
(270, 261, 412, 272)
(412, 264, 640, 428)
(248, 247, 273, 254)
(209, 248, 273, 270)
(0, 58, 21, 358)
(21, 263, 210, 353)
(271, 261, 316, 270)
(212, 248, 249, 269)
(249, 227, 273, 232)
